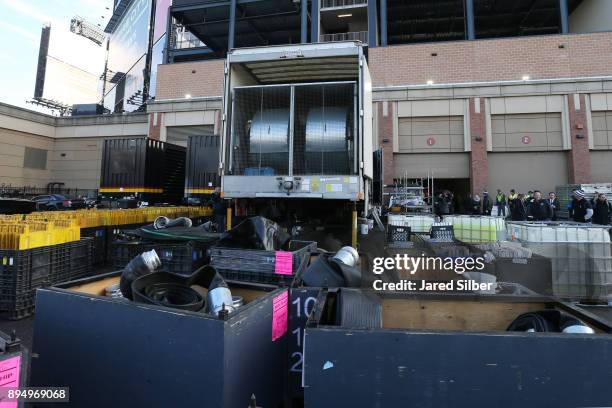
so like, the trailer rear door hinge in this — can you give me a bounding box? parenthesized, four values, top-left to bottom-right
(360, 161, 364, 168)
(360, 109, 364, 117)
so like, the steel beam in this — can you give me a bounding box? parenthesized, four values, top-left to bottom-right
(301, 0, 308, 43)
(311, 0, 319, 42)
(228, 0, 237, 49)
(368, 0, 377, 47)
(465, 0, 475, 40)
(559, 0, 569, 34)
(380, 0, 387, 46)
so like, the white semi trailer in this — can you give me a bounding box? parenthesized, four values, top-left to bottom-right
(220, 41, 373, 245)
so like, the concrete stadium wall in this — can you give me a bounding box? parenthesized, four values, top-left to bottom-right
(0, 103, 148, 190)
(0, 128, 54, 187)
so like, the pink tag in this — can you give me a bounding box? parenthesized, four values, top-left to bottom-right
(272, 290, 288, 341)
(0, 355, 21, 408)
(274, 251, 293, 275)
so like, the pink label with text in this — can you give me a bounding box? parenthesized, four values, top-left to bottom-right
(0, 355, 21, 408)
(274, 251, 293, 275)
(272, 290, 289, 341)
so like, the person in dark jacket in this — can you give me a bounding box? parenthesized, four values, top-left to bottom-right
(435, 192, 452, 217)
(482, 191, 492, 216)
(569, 189, 594, 223)
(512, 193, 527, 221)
(526, 190, 552, 221)
(208, 188, 227, 232)
(593, 193, 612, 225)
(462, 195, 473, 215)
(508, 189, 518, 217)
(548, 192, 560, 221)
(470, 194, 482, 215)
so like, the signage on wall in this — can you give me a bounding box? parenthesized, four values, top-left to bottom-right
(521, 135, 531, 144)
(427, 137, 436, 146)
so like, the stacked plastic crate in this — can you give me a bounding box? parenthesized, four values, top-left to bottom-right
(0, 217, 91, 319)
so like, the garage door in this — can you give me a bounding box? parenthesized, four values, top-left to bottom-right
(394, 153, 469, 179)
(166, 125, 214, 147)
(491, 113, 563, 151)
(591, 151, 612, 183)
(398, 116, 464, 153)
(488, 152, 568, 194)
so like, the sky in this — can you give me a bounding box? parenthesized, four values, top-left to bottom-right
(0, 0, 113, 112)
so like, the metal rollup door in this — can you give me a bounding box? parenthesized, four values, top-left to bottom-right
(305, 107, 351, 174)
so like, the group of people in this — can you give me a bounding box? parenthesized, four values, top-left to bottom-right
(434, 188, 612, 225)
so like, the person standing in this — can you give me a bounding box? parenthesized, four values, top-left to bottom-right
(482, 191, 492, 216)
(526, 190, 552, 221)
(470, 194, 482, 215)
(512, 193, 527, 221)
(508, 189, 518, 217)
(548, 192, 560, 221)
(593, 193, 612, 225)
(569, 189, 593, 223)
(495, 189, 507, 217)
(462, 194, 472, 215)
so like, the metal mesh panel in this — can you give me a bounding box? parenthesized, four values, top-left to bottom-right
(293, 82, 356, 175)
(231, 86, 291, 176)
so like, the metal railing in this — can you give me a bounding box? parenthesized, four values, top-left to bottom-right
(321, 0, 367, 9)
(320, 31, 368, 44)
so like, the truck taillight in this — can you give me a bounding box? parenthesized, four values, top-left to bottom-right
(63, 200, 71, 207)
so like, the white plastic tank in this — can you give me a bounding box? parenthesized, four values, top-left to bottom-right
(387, 214, 435, 233)
(506, 221, 612, 300)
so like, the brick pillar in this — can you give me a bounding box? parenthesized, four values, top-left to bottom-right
(377, 101, 395, 187)
(469, 97, 488, 195)
(567, 94, 592, 184)
(148, 112, 162, 140)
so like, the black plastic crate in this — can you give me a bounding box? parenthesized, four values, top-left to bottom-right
(105, 224, 148, 263)
(386, 225, 411, 243)
(0, 247, 55, 310)
(81, 227, 107, 265)
(53, 238, 94, 283)
(0, 294, 36, 320)
(111, 240, 209, 276)
(210, 241, 316, 285)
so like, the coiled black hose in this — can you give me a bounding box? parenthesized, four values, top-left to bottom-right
(131, 266, 232, 315)
(143, 282, 204, 311)
(507, 310, 594, 333)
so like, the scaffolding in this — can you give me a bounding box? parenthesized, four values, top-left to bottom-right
(385, 171, 434, 214)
